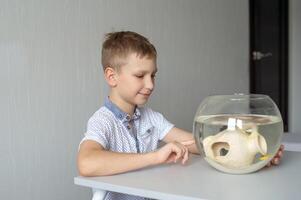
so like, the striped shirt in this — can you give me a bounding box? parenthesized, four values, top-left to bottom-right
(81, 98, 174, 200)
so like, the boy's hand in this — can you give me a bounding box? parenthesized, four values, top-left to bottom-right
(154, 142, 189, 165)
(266, 144, 284, 167)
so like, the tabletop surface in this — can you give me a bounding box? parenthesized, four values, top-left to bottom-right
(74, 151, 301, 200)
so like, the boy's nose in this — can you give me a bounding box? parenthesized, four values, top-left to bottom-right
(145, 77, 154, 91)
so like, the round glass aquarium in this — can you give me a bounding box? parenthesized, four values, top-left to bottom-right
(193, 94, 283, 174)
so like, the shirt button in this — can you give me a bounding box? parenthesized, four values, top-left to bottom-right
(147, 129, 151, 133)
(126, 125, 131, 130)
(126, 115, 130, 120)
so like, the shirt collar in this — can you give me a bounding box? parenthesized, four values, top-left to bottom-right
(104, 97, 141, 122)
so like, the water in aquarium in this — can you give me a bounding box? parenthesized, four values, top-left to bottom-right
(194, 114, 283, 174)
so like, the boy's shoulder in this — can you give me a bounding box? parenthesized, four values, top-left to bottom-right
(138, 106, 165, 120)
(88, 106, 116, 125)
(138, 106, 155, 116)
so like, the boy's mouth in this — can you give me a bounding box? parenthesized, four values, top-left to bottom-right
(138, 92, 151, 97)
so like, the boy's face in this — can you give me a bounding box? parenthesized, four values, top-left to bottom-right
(113, 53, 157, 107)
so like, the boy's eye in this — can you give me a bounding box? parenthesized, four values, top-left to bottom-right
(135, 75, 144, 78)
(151, 74, 156, 79)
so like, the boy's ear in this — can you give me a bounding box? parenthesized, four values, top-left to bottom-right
(104, 67, 118, 87)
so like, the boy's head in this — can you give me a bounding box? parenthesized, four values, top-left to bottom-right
(102, 31, 158, 110)
(101, 31, 157, 72)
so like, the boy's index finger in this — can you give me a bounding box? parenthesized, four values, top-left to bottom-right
(180, 140, 195, 146)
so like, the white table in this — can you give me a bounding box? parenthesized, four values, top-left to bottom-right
(282, 133, 301, 151)
(74, 151, 301, 200)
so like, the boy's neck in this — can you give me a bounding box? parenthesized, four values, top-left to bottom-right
(108, 94, 136, 116)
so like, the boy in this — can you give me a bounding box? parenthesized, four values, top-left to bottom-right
(77, 31, 283, 200)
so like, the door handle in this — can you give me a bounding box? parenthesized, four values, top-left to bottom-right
(252, 51, 273, 60)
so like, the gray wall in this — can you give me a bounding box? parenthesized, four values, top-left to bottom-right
(290, 0, 301, 133)
(0, 0, 248, 199)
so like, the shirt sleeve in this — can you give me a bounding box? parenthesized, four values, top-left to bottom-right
(147, 108, 174, 140)
(79, 112, 109, 149)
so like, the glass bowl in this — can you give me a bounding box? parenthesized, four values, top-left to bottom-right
(193, 94, 283, 174)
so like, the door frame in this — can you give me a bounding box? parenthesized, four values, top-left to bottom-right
(249, 0, 289, 131)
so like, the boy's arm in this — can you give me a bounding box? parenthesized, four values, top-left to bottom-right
(77, 139, 190, 176)
(163, 128, 284, 167)
(162, 127, 200, 154)
(77, 140, 156, 176)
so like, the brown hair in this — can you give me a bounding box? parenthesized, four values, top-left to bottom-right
(101, 31, 157, 71)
